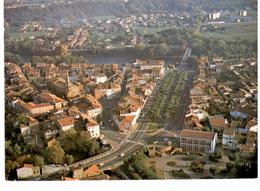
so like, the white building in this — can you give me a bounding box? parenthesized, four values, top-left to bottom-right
(208, 12, 221, 20)
(86, 122, 100, 138)
(239, 10, 247, 17)
(92, 75, 107, 84)
(179, 129, 217, 153)
(16, 164, 40, 179)
(222, 129, 237, 149)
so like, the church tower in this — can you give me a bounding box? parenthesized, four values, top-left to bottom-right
(65, 71, 72, 98)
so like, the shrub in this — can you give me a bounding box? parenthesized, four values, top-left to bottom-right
(190, 161, 205, 173)
(209, 167, 217, 175)
(226, 162, 234, 171)
(209, 150, 223, 162)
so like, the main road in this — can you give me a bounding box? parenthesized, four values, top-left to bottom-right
(30, 47, 194, 180)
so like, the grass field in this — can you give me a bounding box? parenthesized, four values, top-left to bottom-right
(135, 26, 174, 35)
(9, 31, 50, 39)
(200, 21, 257, 41)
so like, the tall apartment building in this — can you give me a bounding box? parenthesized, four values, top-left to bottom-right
(179, 129, 217, 153)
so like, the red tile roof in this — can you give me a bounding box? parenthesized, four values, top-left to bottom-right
(84, 164, 101, 177)
(23, 164, 34, 169)
(209, 115, 225, 128)
(57, 117, 74, 127)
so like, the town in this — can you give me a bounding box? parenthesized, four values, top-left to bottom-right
(4, 0, 257, 181)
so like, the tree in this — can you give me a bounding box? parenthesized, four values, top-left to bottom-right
(158, 43, 169, 56)
(17, 114, 28, 125)
(209, 150, 222, 162)
(58, 129, 78, 153)
(209, 167, 217, 175)
(226, 162, 234, 171)
(31, 56, 43, 65)
(64, 154, 74, 165)
(43, 144, 65, 164)
(32, 155, 45, 167)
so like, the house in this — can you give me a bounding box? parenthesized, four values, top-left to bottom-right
(91, 74, 107, 84)
(19, 124, 31, 137)
(44, 126, 59, 139)
(57, 117, 74, 131)
(208, 115, 227, 129)
(179, 129, 217, 153)
(85, 94, 103, 118)
(240, 132, 256, 154)
(73, 168, 84, 179)
(35, 91, 68, 109)
(16, 164, 41, 179)
(86, 118, 100, 138)
(222, 129, 237, 149)
(230, 111, 248, 119)
(84, 164, 102, 177)
(12, 99, 54, 115)
(208, 12, 220, 20)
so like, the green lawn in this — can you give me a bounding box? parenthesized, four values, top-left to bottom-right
(200, 22, 257, 41)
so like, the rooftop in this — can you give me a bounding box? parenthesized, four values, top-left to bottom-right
(179, 129, 216, 141)
(57, 117, 74, 127)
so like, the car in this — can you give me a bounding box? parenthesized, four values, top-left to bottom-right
(99, 163, 104, 166)
(119, 153, 125, 157)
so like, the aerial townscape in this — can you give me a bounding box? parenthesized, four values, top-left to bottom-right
(4, 0, 257, 181)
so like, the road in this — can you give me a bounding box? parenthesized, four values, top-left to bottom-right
(28, 47, 195, 180)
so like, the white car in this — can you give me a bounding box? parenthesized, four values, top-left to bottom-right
(119, 153, 125, 157)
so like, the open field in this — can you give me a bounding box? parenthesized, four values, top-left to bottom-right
(200, 21, 257, 41)
(8, 31, 50, 39)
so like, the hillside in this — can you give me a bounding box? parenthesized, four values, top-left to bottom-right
(4, 0, 257, 26)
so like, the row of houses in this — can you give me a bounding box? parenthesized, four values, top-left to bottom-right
(112, 60, 164, 132)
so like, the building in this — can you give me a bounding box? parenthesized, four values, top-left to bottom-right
(16, 164, 40, 179)
(57, 117, 75, 131)
(35, 91, 68, 109)
(135, 59, 165, 70)
(13, 99, 54, 115)
(85, 94, 103, 118)
(73, 168, 84, 179)
(208, 115, 227, 129)
(84, 164, 102, 177)
(86, 118, 100, 138)
(239, 10, 247, 16)
(208, 12, 221, 20)
(91, 75, 107, 84)
(222, 129, 237, 149)
(47, 72, 81, 99)
(179, 129, 217, 153)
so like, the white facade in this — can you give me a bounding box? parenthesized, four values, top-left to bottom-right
(209, 12, 220, 20)
(87, 108, 102, 118)
(222, 130, 237, 148)
(61, 124, 74, 131)
(17, 167, 33, 179)
(20, 125, 31, 136)
(86, 124, 100, 138)
(92, 75, 107, 83)
(179, 130, 217, 153)
(45, 129, 59, 139)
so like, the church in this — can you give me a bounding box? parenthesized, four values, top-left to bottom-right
(47, 71, 81, 99)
